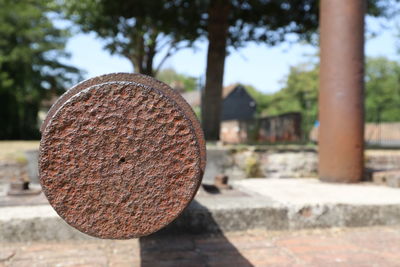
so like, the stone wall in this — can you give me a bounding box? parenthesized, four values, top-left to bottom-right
(0, 162, 26, 185)
(203, 147, 400, 183)
(1, 148, 399, 186)
(0, 150, 39, 185)
(365, 151, 400, 170)
(203, 147, 318, 183)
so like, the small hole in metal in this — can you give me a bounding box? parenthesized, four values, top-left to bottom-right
(119, 157, 126, 163)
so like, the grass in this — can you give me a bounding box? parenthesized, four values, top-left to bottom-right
(0, 140, 40, 162)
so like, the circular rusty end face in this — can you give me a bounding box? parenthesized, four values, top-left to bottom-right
(39, 73, 205, 239)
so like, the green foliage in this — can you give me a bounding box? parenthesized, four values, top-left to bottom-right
(247, 56, 400, 140)
(64, 0, 397, 69)
(244, 154, 263, 178)
(366, 0, 400, 18)
(63, 0, 396, 141)
(268, 63, 319, 136)
(227, 0, 396, 48)
(245, 85, 274, 117)
(156, 68, 198, 92)
(365, 57, 400, 122)
(0, 0, 82, 139)
(65, 0, 201, 76)
(246, 63, 319, 138)
(193, 106, 201, 121)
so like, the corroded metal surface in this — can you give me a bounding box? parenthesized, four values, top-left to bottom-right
(39, 74, 205, 239)
(41, 73, 206, 171)
(319, 0, 365, 183)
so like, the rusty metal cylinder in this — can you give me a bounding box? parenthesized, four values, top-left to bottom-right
(39, 73, 206, 239)
(319, 0, 366, 183)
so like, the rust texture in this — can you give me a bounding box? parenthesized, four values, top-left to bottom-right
(39, 74, 205, 239)
(319, 0, 365, 183)
(41, 73, 206, 172)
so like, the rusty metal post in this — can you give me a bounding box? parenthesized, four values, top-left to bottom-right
(40, 73, 206, 239)
(319, 0, 366, 183)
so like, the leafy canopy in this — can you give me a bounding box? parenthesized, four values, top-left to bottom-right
(65, 0, 203, 76)
(365, 57, 400, 122)
(248, 56, 400, 139)
(0, 0, 81, 139)
(156, 68, 199, 92)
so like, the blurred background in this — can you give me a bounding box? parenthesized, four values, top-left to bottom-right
(0, 0, 399, 143)
(2, 0, 400, 266)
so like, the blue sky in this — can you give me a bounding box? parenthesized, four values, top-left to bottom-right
(64, 16, 399, 94)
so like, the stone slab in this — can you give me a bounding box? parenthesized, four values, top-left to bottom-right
(2, 178, 400, 242)
(234, 178, 400, 230)
(372, 169, 400, 187)
(234, 178, 400, 205)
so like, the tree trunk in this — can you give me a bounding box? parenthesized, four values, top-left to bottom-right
(143, 44, 156, 77)
(131, 36, 155, 77)
(201, 0, 231, 140)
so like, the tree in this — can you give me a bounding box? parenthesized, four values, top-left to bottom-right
(201, 0, 232, 140)
(365, 57, 400, 122)
(65, 0, 396, 140)
(201, 0, 398, 140)
(156, 68, 199, 92)
(246, 62, 320, 138)
(65, 0, 202, 76)
(267, 63, 319, 138)
(65, 0, 320, 139)
(252, 56, 400, 140)
(201, 0, 319, 140)
(245, 85, 272, 117)
(0, 0, 81, 139)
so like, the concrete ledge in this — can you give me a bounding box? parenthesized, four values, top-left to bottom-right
(0, 205, 94, 242)
(2, 179, 400, 242)
(233, 178, 400, 230)
(167, 197, 288, 234)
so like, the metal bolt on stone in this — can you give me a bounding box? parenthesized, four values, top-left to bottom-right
(7, 162, 41, 196)
(39, 73, 206, 239)
(214, 174, 231, 190)
(7, 180, 41, 196)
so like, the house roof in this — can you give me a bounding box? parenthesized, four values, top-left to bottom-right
(181, 90, 201, 107)
(222, 83, 241, 98)
(180, 84, 245, 107)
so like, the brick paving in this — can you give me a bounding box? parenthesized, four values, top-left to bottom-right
(1, 226, 400, 267)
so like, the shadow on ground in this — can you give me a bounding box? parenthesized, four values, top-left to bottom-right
(139, 200, 253, 267)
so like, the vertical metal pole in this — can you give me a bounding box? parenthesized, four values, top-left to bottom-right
(319, 0, 365, 183)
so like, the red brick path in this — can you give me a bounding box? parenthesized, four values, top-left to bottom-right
(1, 226, 400, 267)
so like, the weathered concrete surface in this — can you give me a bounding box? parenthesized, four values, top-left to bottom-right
(202, 148, 233, 184)
(204, 147, 319, 182)
(235, 178, 400, 230)
(24, 150, 39, 184)
(372, 170, 400, 188)
(262, 152, 317, 178)
(0, 194, 287, 242)
(366, 150, 400, 170)
(234, 178, 400, 205)
(0, 205, 94, 242)
(2, 178, 400, 242)
(167, 196, 288, 234)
